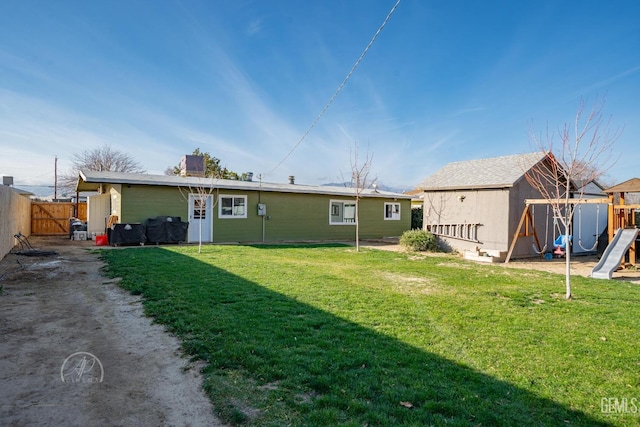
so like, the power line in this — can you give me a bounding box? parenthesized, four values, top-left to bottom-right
(267, 0, 402, 175)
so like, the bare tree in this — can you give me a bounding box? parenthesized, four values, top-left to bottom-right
(349, 143, 376, 252)
(60, 144, 145, 193)
(183, 180, 218, 254)
(525, 96, 621, 299)
(176, 161, 219, 254)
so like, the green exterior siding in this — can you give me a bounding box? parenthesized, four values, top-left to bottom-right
(214, 192, 262, 242)
(120, 185, 188, 222)
(116, 184, 410, 243)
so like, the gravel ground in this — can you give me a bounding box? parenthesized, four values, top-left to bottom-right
(0, 236, 224, 427)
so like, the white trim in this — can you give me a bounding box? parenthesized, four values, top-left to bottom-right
(329, 199, 357, 225)
(218, 194, 247, 219)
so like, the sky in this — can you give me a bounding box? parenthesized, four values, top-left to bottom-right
(1, 0, 639, 194)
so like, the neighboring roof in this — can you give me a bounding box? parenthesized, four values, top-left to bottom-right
(418, 152, 548, 191)
(573, 179, 606, 196)
(12, 187, 34, 196)
(403, 189, 424, 201)
(77, 170, 412, 200)
(574, 179, 605, 191)
(603, 178, 640, 194)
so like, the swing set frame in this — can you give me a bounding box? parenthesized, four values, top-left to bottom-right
(505, 198, 609, 263)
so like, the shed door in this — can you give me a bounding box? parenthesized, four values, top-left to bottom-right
(188, 194, 213, 243)
(87, 194, 111, 236)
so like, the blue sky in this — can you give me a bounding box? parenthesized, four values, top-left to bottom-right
(1, 0, 638, 192)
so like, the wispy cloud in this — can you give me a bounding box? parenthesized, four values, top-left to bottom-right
(246, 18, 263, 36)
(449, 106, 487, 117)
(580, 64, 640, 94)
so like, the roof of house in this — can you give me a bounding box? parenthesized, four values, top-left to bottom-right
(77, 170, 412, 200)
(603, 177, 640, 194)
(418, 152, 548, 191)
(14, 187, 34, 196)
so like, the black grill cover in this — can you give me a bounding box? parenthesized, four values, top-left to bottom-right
(109, 223, 147, 246)
(145, 216, 188, 244)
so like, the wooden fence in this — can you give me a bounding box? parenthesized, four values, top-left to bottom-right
(31, 202, 87, 235)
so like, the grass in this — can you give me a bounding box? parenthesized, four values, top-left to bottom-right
(100, 244, 640, 426)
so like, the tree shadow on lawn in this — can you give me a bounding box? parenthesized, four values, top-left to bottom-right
(105, 248, 610, 426)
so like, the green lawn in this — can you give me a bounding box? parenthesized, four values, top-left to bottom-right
(100, 244, 640, 426)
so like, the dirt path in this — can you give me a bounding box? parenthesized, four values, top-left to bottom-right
(0, 237, 224, 426)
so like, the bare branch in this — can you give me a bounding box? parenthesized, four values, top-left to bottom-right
(349, 142, 376, 252)
(525, 96, 622, 299)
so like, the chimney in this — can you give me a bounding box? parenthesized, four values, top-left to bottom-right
(2, 176, 13, 186)
(288, 175, 295, 185)
(180, 155, 205, 177)
(245, 172, 253, 182)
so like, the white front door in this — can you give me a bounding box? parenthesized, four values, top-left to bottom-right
(188, 194, 213, 243)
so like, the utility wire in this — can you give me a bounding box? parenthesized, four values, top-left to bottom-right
(267, 0, 402, 175)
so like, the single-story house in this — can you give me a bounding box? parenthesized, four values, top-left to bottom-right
(417, 152, 605, 260)
(76, 170, 412, 244)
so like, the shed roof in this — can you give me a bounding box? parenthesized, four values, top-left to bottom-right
(418, 152, 548, 191)
(76, 170, 412, 200)
(603, 177, 640, 194)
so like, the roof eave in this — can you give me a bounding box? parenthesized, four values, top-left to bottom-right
(421, 184, 514, 192)
(76, 171, 412, 199)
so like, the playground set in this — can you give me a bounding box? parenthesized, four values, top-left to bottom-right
(505, 178, 640, 280)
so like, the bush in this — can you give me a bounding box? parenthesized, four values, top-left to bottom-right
(399, 229, 437, 252)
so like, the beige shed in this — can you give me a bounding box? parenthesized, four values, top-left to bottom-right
(418, 152, 554, 261)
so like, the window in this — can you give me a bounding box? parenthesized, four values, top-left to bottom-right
(219, 195, 247, 218)
(384, 202, 401, 220)
(330, 200, 356, 225)
(193, 198, 206, 219)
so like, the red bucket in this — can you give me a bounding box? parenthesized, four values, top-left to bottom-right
(95, 235, 108, 246)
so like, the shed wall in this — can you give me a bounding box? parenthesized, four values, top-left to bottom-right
(507, 179, 566, 258)
(423, 189, 510, 252)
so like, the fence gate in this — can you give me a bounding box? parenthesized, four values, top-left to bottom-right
(31, 202, 87, 235)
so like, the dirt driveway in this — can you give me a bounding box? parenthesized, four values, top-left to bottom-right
(0, 236, 224, 426)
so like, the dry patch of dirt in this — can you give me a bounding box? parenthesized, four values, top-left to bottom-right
(0, 236, 224, 426)
(500, 255, 640, 284)
(378, 272, 442, 295)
